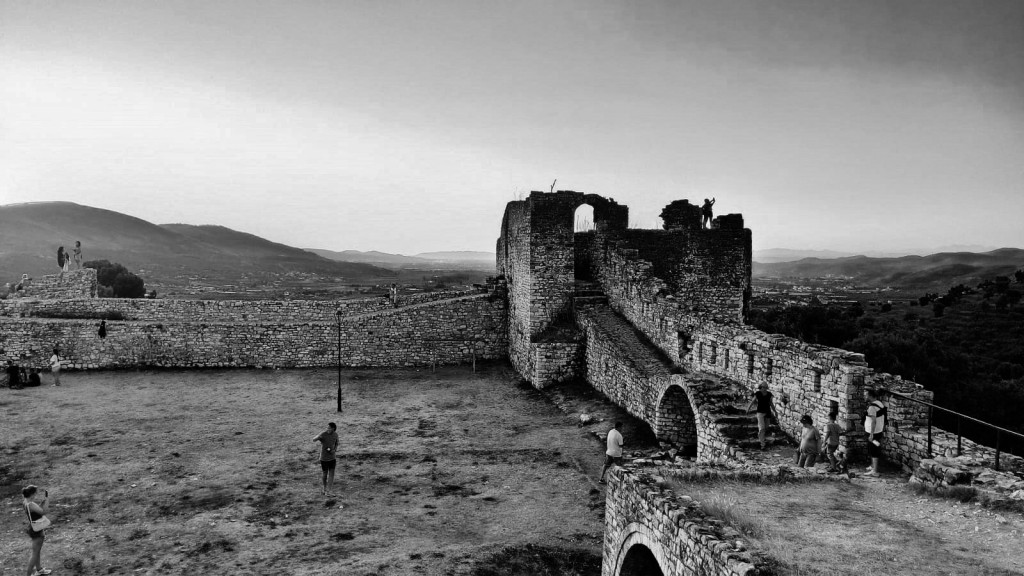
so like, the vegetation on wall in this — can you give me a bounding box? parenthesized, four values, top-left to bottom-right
(83, 260, 146, 298)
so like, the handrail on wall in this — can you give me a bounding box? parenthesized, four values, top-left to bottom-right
(887, 389, 1024, 471)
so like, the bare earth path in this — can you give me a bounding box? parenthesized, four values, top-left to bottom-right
(1, 363, 607, 575)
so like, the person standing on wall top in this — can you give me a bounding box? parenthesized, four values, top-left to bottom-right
(314, 422, 340, 495)
(599, 421, 624, 484)
(49, 348, 61, 387)
(56, 247, 68, 279)
(389, 283, 399, 308)
(746, 383, 778, 450)
(73, 241, 83, 270)
(863, 388, 887, 477)
(701, 197, 716, 229)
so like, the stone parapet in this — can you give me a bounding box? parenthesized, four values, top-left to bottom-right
(0, 293, 507, 370)
(5, 268, 97, 300)
(603, 465, 766, 576)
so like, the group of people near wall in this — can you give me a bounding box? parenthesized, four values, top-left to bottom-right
(56, 241, 83, 276)
(748, 383, 888, 476)
(4, 348, 63, 390)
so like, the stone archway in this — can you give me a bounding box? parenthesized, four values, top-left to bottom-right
(619, 544, 665, 576)
(655, 383, 698, 453)
(611, 523, 669, 576)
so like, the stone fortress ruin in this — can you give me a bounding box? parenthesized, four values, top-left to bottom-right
(2, 191, 1021, 575)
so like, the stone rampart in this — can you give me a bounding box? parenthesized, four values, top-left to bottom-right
(0, 287, 484, 323)
(5, 268, 97, 300)
(0, 293, 507, 370)
(603, 465, 760, 576)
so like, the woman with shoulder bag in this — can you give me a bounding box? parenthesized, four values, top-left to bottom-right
(22, 485, 53, 576)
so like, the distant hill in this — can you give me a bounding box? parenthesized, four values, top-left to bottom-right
(754, 248, 1024, 288)
(754, 245, 1000, 263)
(0, 202, 393, 284)
(310, 248, 495, 270)
(307, 249, 434, 266)
(414, 251, 494, 262)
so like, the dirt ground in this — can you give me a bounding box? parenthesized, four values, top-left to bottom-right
(669, 474, 1024, 575)
(0, 363, 618, 576)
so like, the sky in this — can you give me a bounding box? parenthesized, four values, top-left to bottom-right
(2, 0, 1023, 255)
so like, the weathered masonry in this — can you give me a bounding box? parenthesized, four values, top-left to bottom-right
(0, 269, 508, 369)
(495, 191, 1020, 576)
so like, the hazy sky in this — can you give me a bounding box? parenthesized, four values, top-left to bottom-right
(2, 1, 1023, 255)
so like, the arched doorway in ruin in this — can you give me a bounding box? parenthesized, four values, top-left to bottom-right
(654, 383, 699, 456)
(619, 544, 665, 576)
(574, 203, 596, 281)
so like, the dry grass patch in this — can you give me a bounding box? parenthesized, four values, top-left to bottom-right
(667, 476, 1024, 575)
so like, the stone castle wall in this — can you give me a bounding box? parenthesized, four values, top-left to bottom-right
(0, 293, 507, 370)
(6, 268, 97, 300)
(0, 287, 484, 324)
(603, 465, 761, 576)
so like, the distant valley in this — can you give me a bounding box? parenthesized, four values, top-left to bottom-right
(0, 202, 494, 295)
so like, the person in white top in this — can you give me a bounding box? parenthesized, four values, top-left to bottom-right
(599, 422, 624, 484)
(49, 348, 61, 387)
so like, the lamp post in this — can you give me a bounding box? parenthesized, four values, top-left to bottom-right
(336, 310, 342, 413)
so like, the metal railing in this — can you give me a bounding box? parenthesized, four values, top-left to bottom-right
(887, 390, 1024, 471)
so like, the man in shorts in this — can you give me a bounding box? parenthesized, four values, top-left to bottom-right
(313, 422, 339, 495)
(599, 422, 624, 484)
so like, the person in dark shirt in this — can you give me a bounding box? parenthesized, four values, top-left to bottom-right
(313, 422, 340, 495)
(746, 383, 778, 450)
(6, 360, 22, 389)
(27, 368, 41, 387)
(701, 198, 716, 229)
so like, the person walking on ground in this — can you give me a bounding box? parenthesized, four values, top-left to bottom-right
(599, 422, 624, 484)
(821, 412, 844, 472)
(701, 198, 716, 229)
(746, 383, 779, 450)
(795, 414, 820, 468)
(313, 422, 339, 495)
(49, 348, 61, 387)
(22, 485, 53, 576)
(864, 388, 887, 477)
(72, 241, 83, 269)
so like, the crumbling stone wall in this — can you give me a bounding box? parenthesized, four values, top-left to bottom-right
(603, 465, 760, 576)
(5, 268, 97, 300)
(0, 293, 507, 369)
(0, 287, 484, 324)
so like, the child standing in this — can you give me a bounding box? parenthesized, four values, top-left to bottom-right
(821, 412, 844, 472)
(795, 414, 820, 468)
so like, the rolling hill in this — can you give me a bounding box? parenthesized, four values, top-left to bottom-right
(0, 202, 393, 285)
(754, 248, 1024, 288)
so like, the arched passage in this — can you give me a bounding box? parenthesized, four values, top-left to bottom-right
(655, 384, 698, 454)
(574, 203, 595, 232)
(619, 544, 665, 576)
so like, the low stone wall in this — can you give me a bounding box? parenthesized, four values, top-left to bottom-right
(0, 287, 485, 323)
(603, 465, 761, 576)
(913, 455, 1024, 506)
(5, 268, 97, 300)
(0, 293, 507, 369)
